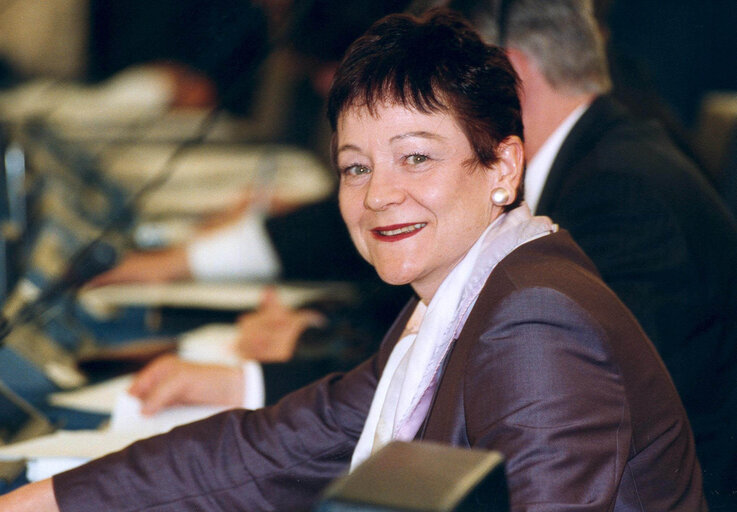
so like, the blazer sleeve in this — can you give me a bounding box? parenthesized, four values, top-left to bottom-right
(52, 357, 379, 512)
(463, 286, 630, 511)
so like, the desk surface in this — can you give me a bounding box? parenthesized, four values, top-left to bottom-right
(78, 281, 356, 314)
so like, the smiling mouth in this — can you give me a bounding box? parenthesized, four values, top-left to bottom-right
(372, 222, 427, 241)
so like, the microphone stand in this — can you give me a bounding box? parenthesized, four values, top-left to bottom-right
(0, 0, 324, 346)
(0, 239, 118, 345)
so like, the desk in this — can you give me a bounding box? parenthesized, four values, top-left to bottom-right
(78, 280, 355, 315)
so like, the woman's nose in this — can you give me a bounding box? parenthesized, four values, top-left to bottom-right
(363, 169, 405, 211)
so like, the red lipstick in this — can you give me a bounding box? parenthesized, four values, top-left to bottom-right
(371, 222, 427, 242)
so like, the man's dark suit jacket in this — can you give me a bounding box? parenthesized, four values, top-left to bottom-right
(53, 230, 705, 511)
(535, 95, 737, 506)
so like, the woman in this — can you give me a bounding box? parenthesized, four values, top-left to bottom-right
(1, 9, 705, 511)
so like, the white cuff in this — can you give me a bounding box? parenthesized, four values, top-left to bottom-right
(187, 212, 282, 281)
(241, 360, 265, 410)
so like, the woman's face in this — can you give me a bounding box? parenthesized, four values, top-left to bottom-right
(337, 102, 519, 301)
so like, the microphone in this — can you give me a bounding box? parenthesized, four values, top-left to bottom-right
(316, 441, 510, 512)
(0, 0, 325, 345)
(0, 239, 118, 344)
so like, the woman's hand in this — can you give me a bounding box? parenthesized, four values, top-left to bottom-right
(0, 479, 59, 511)
(128, 354, 244, 415)
(235, 287, 326, 362)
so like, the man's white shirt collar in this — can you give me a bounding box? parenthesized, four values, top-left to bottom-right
(524, 102, 590, 213)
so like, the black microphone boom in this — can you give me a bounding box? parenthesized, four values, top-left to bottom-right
(0, 240, 118, 344)
(0, 0, 326, 347)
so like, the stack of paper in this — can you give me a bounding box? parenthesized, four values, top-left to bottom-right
(0, 323, 250, 482)
(0, 390, 228, 482)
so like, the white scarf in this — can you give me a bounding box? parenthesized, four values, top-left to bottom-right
(350, 204, 556, 470)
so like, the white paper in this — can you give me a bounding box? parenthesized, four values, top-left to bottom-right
(26, 457, 89, 482)
(48, 375, 133, 413)
(0, 429, 146, 481)
(0, 430, 144, 461)
(0, 393, 228, 482)
(109, 392, 226, 437)
(13, 322, 259, 482)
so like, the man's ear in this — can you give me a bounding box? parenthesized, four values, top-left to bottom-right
(505, 47, 531, 81)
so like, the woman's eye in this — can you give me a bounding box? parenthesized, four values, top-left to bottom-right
(406, 154, 429, 165)
(342, 164, 371, 176)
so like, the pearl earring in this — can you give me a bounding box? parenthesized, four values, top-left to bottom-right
(491, 187, 510, 206)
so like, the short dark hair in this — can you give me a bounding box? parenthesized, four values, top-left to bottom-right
(327, 8, 523, 172)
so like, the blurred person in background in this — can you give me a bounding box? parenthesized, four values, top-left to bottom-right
(85, 0, 414, 408)
(450, 0, 737, 507)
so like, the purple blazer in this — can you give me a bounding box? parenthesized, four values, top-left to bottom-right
(53, 231, 706, 511)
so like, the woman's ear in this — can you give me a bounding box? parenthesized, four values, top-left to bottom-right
(490, 136, 524, 204)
